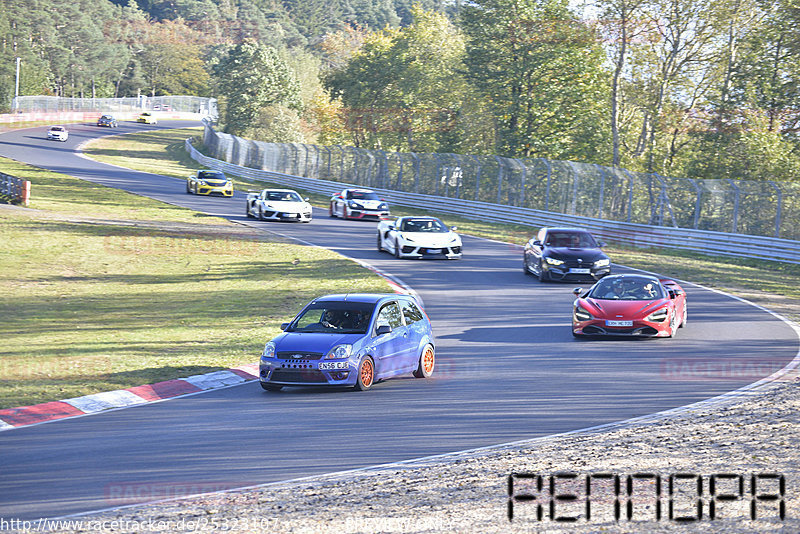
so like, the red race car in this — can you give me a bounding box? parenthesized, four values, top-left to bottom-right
(572, 274, 687, 338)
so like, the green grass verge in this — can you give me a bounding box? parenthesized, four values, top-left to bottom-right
(0, 151, 392, 409)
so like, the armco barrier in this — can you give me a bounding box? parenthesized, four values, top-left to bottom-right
(185, 139, 800, 265)
(0, 173, 29, 205)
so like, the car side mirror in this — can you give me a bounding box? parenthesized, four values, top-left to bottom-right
(376, 325, 392, 335)
(533, 240, 542, 247)
(598, 241, 606, 248)
(280, 323, 289, 331)
(572, 288, 583, 297)
(450, 226, 458, 231)
(304, 197, 310, 202)
(388, 225, 395, 231)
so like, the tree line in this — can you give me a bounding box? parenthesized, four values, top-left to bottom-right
(2, 0, 799, 182)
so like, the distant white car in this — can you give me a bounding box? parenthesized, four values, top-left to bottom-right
(47, 126, 68, 142)
(246, 188, 313, 222)
(377, 216, 462, 259)
(329, 188, 390, 220)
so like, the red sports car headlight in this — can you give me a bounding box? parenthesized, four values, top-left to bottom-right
(574, 305, 593, 321)
(645, 307, 669, 322)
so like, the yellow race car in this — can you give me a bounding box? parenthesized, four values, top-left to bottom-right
(186, 170, 233, 197)
(136, 112, 158, 124)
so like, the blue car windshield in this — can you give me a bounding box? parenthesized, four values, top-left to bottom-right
(288, 302, 376, 334)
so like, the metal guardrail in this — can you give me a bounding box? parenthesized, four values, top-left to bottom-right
(185, 139, 800, 265)
(0, 173, 29, 205)
(200, 122, 800, 241)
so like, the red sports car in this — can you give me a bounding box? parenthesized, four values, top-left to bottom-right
(572, 274, 687, 338)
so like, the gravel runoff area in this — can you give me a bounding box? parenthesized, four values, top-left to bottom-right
(47, 365, 798, 533)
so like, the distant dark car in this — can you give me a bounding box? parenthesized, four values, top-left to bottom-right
(523, 227, 610, 282)
(96, 115, 118, 128)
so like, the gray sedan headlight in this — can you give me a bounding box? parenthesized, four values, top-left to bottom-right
(594, 258, 610, 267)
(545, 257, 564, 266)
(262, 341, 276, 358)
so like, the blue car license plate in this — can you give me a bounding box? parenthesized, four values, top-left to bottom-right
(318, 361, 349, 370)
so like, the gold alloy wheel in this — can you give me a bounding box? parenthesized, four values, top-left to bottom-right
(359, 358, 374, 389)
(422, 346, 434, 374)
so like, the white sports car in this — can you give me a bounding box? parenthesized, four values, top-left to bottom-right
(47, 126, 69, 142)
(329, 188, 390, 220)
(246, 189, 313, 222)
(377, 216, 462, 259)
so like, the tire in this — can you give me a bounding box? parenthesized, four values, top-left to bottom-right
(354, 357, 375, 391)
(186, 182, 191, 194)
(523, 255, 532, 275)
(246, 203, 252, 218)
(329, 202, 336, 218)
(413, 344, 435, 378)
(394, 239, 401, 259)
(194, 184, 199, 195)
(679, 304, 687, 328)
(258, 206, 264, 221)
(538, 262, 548, 282)
(668, 314, 678, 338)
(260, 383, 282, 391)
(343, 206, 350, 220)
(377, 233, 383, 252)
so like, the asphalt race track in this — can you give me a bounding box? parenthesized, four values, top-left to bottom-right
(1, 121, 797, 520)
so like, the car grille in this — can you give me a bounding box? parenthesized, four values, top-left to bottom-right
(583, 325, 659, 336)
(270, 368, 328, 383)
(276, 351, 323, 360)
(563, 259, 591, 269)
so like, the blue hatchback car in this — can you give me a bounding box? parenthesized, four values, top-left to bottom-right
(259, 294, 435, 391)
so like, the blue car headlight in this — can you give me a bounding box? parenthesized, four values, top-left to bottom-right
(545, 257, 564, 266)
(325, 344, 352, 359)
(262, 341, 276, 359)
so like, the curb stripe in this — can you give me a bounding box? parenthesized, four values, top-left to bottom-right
(0, 401, 85, 427)
(126, 379, 202, 402)
(63, 390, 148, 414)
(0, 366, 260, 431)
